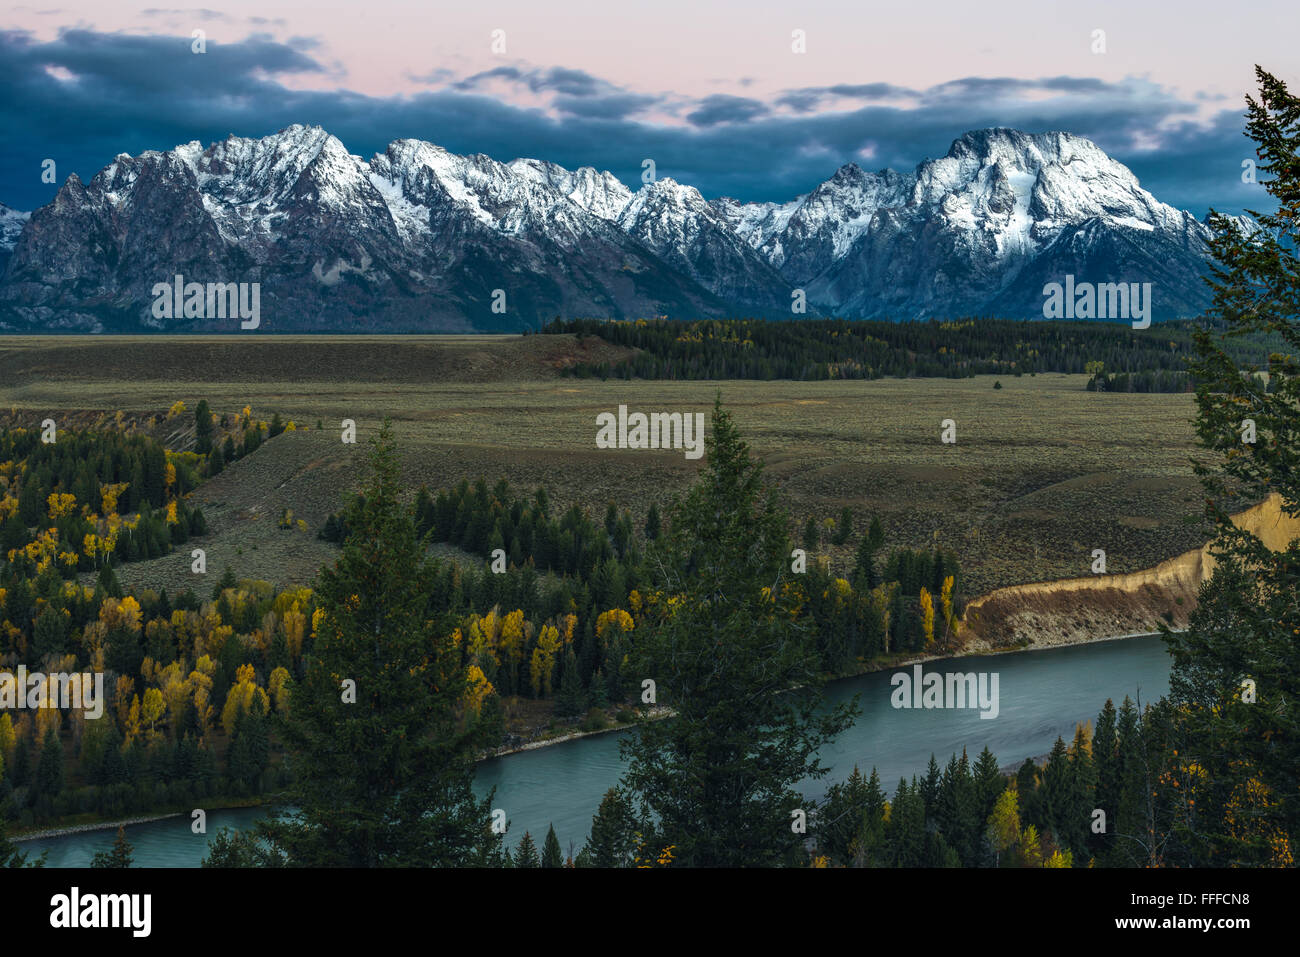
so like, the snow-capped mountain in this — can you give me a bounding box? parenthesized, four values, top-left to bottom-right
(0, 125, 1241, 331)
(798, 130, 1223, 319)
(0, 204, 29, 274)
(0, 125, 730, 331)
(617, 177, 793, 310)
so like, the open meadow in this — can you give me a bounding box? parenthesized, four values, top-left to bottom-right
(0, 335, 1209, 602)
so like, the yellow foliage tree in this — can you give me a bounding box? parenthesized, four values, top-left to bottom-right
(465, 664, 494, 716)
(596, 608, 635, 641)
(530, 624, 561, 697)
(268, 666, 291, 713)
(940, 575, 957, 642)
(987, 788, 1021, 866)
(100, 482, 128, 516)
(281, 601, 307, 660)
(114, 675, 135, 729)
(141, 687, 166, 733)
(1020, 824, 1044, 868)
(47, 492, 78, 520)
(1043, 848, 1073, 868)
(123, 694, 142, 746)
(220, 663, 269, 736)
(920, 587, 935, 648)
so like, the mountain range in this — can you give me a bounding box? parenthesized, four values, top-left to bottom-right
(0, 125, 1245, 332)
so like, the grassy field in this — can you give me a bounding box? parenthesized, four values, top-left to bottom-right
(0, 335, 1212, 601)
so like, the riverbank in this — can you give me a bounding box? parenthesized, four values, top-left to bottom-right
(962, 493, 1297, 650)
(12, 795, 277, 843)
(16, 630, 1172, 843)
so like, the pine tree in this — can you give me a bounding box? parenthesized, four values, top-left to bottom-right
(644, 502, 661, 541)
(832, 506, 853, 545)
(201, 827, 262, 867)
(1038, 737, 1072, 850)
(541, 824, 563, 868)
(1016, 758, 1041, 829)
(90, 826, 134, 868)
(514, 831, 540, 868)
(919, 753, 942, 818)
(96, 563, 123, 599)
(34, 727, 64, 810)
(1169, 68, 1300, 865)
(584, 787, 638, 868)
(555, 646, 587, 718)
(1, 816, 47, 868)
(1092, 699, 1119, 858)
(884, 778, 926, 867)
(1065, 723, 1096, 859)
(257, 421, 497, 867)
(32, 605, 67, 662)
(194, 399, 214, 455)
(852, 531, 881, 589)
(972, 745, 1005, 826)
(619, 400, 857, 866)
(817, 765, 885, 866)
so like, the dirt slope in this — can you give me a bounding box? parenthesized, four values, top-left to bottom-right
(962, 493, 1300, 649)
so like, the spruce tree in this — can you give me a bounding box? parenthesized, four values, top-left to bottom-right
(1037, 737, 1073, 849)
(257, 421, 497, 866)
(644, 502, 661, 541)
(884, 778, 926, 867)
(817, 765, 885, 865)
(919, 753, 942, 818)
(541, 824, 564, 868)
(1015, 758, 1041, 829)
(802, 516, 819, 552)
(832, 506, 853, 545)
(90, 826, 134, 868)
(555, 647, 587, 718)
(1065, 724, 1096, 860)
(619, 399, 857, 867)
(1, 817, 46, 868)
(1092, 699, 1119, 858)
(194, 399, 214, 454)
(972, 746, 1005, 828)
(1169, 67, 1300, 866)
(852, 532, 881, 589)
(584, 787, 638, 868)
(34, 727, 64, 811)
(514, 831, 540, 868)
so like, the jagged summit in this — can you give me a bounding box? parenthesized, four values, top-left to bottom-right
(0, 126, 1240, 330)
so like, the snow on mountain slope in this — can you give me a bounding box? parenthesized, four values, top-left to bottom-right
(0, 125, 1229, 330)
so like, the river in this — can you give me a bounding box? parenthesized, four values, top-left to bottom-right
(18, 634, 1171, 866)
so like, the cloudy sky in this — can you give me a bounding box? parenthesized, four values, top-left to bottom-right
(2, 1, 1294, 214)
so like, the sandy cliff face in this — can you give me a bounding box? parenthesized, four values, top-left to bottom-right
(962, 494, 1300, 649)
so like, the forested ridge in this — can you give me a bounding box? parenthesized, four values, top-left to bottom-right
(542, 317, 1280, 389)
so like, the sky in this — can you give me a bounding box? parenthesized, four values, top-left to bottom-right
(1, 1, 1295, 214)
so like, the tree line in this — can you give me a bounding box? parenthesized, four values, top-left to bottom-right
(540, 317, 1280, 383)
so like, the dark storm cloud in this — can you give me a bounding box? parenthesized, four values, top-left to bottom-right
(455, 65, 613, 97)
(0, 28, 1261, 217)
(552, 92, 660, 119)
(777, 82, 916, 111)
(685, 94, 769, 126)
